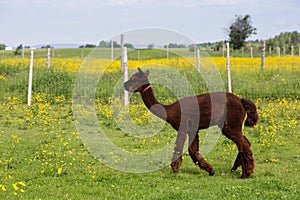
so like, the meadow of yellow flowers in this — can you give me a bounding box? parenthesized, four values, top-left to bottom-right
(0, 56, 299, 73)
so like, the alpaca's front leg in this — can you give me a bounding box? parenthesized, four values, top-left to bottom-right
(170, 130, 187, 173)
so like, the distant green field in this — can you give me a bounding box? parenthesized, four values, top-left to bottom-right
(0, 46, 278, 59)
(0, 47, 193, 59)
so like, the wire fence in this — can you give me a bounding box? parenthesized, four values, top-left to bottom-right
(0, 47, 299, 104)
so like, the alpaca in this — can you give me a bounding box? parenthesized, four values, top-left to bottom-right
(124, 68, 258, 178)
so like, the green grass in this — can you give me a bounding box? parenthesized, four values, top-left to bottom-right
(0, 48, 94, 59)
(0, 95, 299, 199)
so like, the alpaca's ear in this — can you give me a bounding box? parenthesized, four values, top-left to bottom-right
(138, 67, 143, 74)
(144, 70, 150, 77)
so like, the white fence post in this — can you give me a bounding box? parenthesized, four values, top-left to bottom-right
(196, 49, 200, 72)
(111, 40, 114, 60)
(291, 45, 294, 56)
(226, 41, 232, 93)
(22, 46, 24, 59)
(261, 40, 265, 70)
(122, 47, 129, 105)
(166, 45, 169, 59)
(28, 49, 34, 106)
(47, 48, 50, 69)
(250, 46, 253, 58)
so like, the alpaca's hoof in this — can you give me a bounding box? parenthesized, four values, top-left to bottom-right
(170, 163, 180, 173)
(209, 170, 215, 176)
(240, 174, 247, 179)
(240, 172, 250, 179)
(231, 166, 238, 172)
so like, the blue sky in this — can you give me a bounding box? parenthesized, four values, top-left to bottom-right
(1, 0, 300, 47)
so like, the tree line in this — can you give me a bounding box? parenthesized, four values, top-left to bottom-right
(266, 31, 300, 49)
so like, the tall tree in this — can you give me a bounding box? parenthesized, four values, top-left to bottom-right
(0, 43, 6, 50)
(228, 14, 257, 49)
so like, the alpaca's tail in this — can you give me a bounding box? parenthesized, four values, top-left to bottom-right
(240, 98, 258, 127)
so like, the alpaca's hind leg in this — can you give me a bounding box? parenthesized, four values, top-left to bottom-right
(188, 133, 215, 176)
(240, 135, 255, 178)
(235, 136, 255, 178)
(222, 129, 255, 178)
(231, 136, 252, 172)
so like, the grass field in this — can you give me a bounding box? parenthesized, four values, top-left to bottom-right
(0, 50, 299, 199)
(0, 96, 299, 199)
(0, 46, 283, 59)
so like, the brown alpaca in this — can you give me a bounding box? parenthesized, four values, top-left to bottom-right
(124, 68, 258, 178)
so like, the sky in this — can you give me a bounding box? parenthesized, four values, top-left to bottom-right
(1, 0, 300, 47)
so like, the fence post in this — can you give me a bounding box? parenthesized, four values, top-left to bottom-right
(277, 46, 280, 57)
(122, 47, 129, 105)
(166, 45, 169, 59)
(291, 45, 294, 56)
(111, 40, 114, 60)
(226, 41, 232, 93)
(196, 49, 200, 72)
(22, 46, 24, 59)
(47, 48, 51, 69)
(250, 46, 253, 58)
(261, 40, 265, 70)
(28, 49, 34, 106)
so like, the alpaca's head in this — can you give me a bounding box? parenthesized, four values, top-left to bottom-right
(124, 68, 150, 93)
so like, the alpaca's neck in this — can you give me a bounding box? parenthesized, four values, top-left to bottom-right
(140, 85, 167, 120)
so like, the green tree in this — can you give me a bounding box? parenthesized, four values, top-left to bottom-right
(0, 43, 6, 50)
(14, 44, 23, 55)
(228, 14, 257, 49)
(98, 40, 121, 48)
(124, 43, 134, 48)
